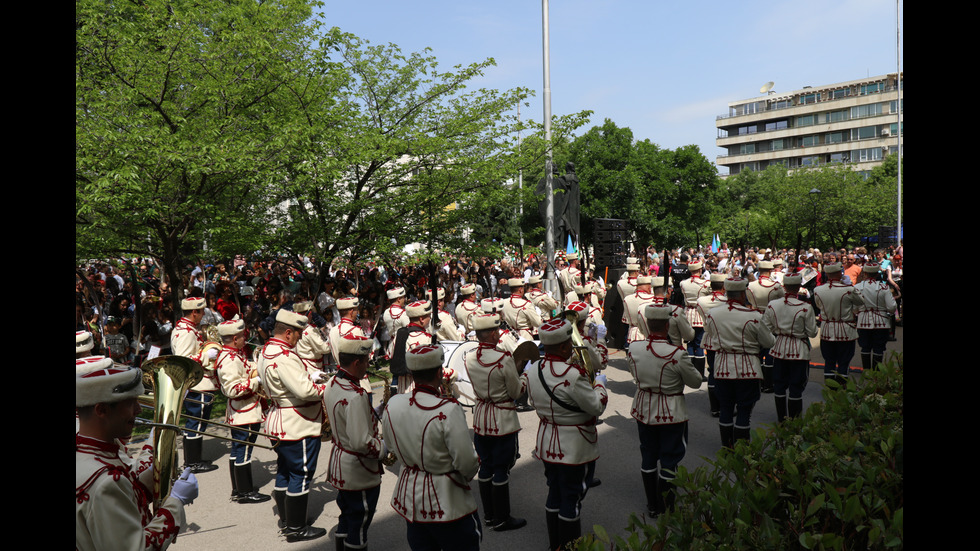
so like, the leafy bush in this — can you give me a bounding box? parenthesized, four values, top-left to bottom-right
(580, 357, 903, 550)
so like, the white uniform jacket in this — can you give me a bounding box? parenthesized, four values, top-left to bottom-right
(627, 336, 703, 425)
(324, 369, 383, 491)
(455, 300, 481, 336)
(296, 325, 331, 372)
(634, 297, 694, 347)
(382, 385, 480, 523)
(258, 338, 325, 441)
(217, 346, 264, 426)
(76, 435, 184, 551)
(329, 319, 364, 365)
(680, 276, 710, 327)
(704, 302, 776, 380)
(855, 280, 897, 330)
(762, 295, 817, 361)
(171, 318, 217, 392)
(623, 291, 657, 343)
(747, 277, 785, 312)
(503, 294, 542, 341)
(465, 343, 525, 436)
(527, 355, 608, 466)
(813, 281, 865, 341)
(436, 309, 462, 342)
(616, 277, 637, 302)
(383, 304, 409, 357)
(696, 292, 727, 349)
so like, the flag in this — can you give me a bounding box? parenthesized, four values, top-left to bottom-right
(566, 235, 576, 255)
(711, 234, 720, 253)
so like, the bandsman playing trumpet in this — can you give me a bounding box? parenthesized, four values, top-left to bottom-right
(324, 334, 385, 551)
(172, 296, 219, 474)
(76, 356, 199, 551)
(215, 318, 271, 505)
(466, 313, 528, 532)
(258, 310, 328, 542)
(293, 301, 331, 376)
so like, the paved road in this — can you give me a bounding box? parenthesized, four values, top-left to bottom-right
(157, 325, 903, 550)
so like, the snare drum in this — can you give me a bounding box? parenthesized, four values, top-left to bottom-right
(440, 340, 478, 407)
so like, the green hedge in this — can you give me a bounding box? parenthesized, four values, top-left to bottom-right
(581, 358, 904, 551)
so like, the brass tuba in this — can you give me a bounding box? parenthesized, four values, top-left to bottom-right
(142, 355, 203, 508)
(560, 309, 598, 383)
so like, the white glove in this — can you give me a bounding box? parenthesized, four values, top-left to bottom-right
(170, 468, 199, 505)
(596, 324, 608, 340)
(207, 348, 218, 361)
(523, 362, 533, 375)
(594, 374, 607, 387)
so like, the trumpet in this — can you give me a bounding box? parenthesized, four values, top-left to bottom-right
(559, 309, 599, 383)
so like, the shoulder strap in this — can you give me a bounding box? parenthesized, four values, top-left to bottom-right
(537, 360, 584, 413)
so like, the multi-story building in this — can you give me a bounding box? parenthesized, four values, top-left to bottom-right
(716, 73, 902, 175)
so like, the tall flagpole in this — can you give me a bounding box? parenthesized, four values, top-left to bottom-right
(542, 0, 556, 295)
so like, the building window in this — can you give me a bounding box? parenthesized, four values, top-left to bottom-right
(771, 139, 784, 151)
(889, 122, 903, 135)
(801, 156, 820, 167)
(826, 132, 844, 144)
(796, 115, 815, 127)
(855, 147, 884, 162)
(765, 120, 788, 132)
(851, 126, 877, 141)
(772, 99, 791, 110)
(850, 103, 884, 119)
(827, 110, 849, 123)
(890, 99, 903, 113)
(740, 143, 756, 155)
(738, 125, 757, 135)
(832, 89, 851, 99)
(801, 93, 818, 105)
(830, 152, 847, 164)
(801, 135, 820, 147)
(860, 82, 884, 95)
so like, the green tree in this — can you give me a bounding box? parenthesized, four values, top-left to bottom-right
(76, 0, 330, 307)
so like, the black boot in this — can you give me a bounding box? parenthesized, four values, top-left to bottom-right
(546, 510, 559, 551)
(641, 470, 659, 517)
(660, 476, 676, 513)
(478, 479, 496, 527)
(491, 483, 527, 531)
(692, 356, 706, 379)
(760, 364, 774, 393)
(335, 535, 345, 551)
(734, 426, 751, 443)
(283, 493, 326, 542)
(719, 424, 734, 449)
(872, 353, 883, 372)
(515, 392, 534, 412)
(556, 517, 581, 550)
(273, 489, 287, 529)
(235, 464, 271, 504)
(788, 398, 803, 419)
(708, 386, 720, 417)
(229, 460, 241, 501)
(183, 436, 218, 473)
(861, 352, 872, 372)
(774, 394, 787, 423)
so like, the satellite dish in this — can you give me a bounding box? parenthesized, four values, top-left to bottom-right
(760, 81, 775, 95)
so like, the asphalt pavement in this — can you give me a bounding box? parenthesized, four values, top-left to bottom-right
(153, 325, 903, 551)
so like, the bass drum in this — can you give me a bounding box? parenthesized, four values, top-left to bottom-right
(440, 340, 478, 408)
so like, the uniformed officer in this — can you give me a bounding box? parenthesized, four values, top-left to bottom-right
(389, 300, 434, 395)
(616, 260, 641, 302)
(526, 275, 559, 320)
(324, 334, 384, 551)
(258, 310, 327, 542)
(747, 261, 785, 393)
(627, 304, 703, 516)
(527, 318, 608, 550)
(172, 296, 219, 473)
(293, 301, 331, 375)
(680, 261, 711, 379)
(328, 297, 363, 367)
(76, 356, 198, 551)
(761, 274, 817, 422)
(383, 286, 410, 358)
(215, 319, 271, 504)
(455, 283, 481, 337)
(428, 287, 463, 342)
(854, 263, 897, 372)
(813, 263, 865, 388)
(696, 273, 728, 417)
(382, 345, 482, 551)
(639, 277, 695, 348)
(466, 313, 528, 532)
(623, 276, 657, 344)
(503, 277, 542, 341)
(557, 253, 582, 305)
(703, 277, 776, 447)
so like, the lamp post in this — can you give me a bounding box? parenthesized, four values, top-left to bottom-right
(808, 188, 821, 251)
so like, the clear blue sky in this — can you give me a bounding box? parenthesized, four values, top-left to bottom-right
(321, 0, 903, 174)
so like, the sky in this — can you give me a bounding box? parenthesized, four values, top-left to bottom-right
(320, 0, 903, 174)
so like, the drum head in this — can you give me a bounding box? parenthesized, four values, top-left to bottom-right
(442, 341, 478, 407)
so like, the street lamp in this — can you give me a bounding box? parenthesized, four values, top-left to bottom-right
(807, 188, 821, 251)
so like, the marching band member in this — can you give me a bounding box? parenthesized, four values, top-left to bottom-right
(703, 277, 776, 447)
(855, 263, 898, 373)
(258, 310, 327, 542)
(382, 345, 482, 551)
(215, 318, 271, 504)
(637, 277, 695, 348)
(813, 263, 865, 388)
(696, 273, 728, 417)
(465, 314, 528, 532)
(557, 252, 582, 307)
(76, 356, 198, 551)
(746, 261, 785, 393)
(627, 305, 703, 517)
(623, 276, 657, 344)
(455, 283, 481, 337)
(383, 287, 410, 357)
(293, 300, 331, 376)
(526, 275, 559, 320)
(172, 296, 219, 474)
(427, 287, 463, 342)
(503, 277, 542, 341)
(324, 334, 384, 551)
(527, 318, 608, 550)
(761, 274, 817, 422)
(680, 261, 711, 380)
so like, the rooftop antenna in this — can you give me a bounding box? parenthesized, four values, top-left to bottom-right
(760, 81, 775, 95)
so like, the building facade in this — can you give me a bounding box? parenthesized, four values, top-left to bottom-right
(716, 73, 902, 175)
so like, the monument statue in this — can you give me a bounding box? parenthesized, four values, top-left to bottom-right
(535, 162, 581, 254)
